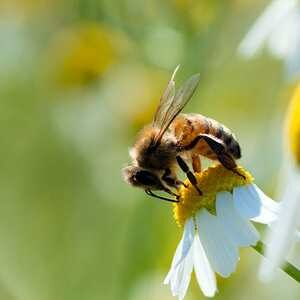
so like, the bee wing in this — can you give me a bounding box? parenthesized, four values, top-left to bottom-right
(152, 65, 179, 129)
(154, 71, 200, 144)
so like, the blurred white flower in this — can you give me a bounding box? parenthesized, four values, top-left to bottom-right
(164, 166, 278, 299)
(239, 0, 300, 78)
(0, 17, 34, 78)
(260, 84, 300, 281)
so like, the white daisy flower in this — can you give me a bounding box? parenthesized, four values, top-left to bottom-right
(260, 84, 300, 281)
(238, 0, 300, 78)
(164, 165, 278, 299)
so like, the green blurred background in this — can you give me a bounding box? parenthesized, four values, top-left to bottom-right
(0, 0, 299, 299)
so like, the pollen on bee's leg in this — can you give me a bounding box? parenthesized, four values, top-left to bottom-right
(173, 164, 254, 227)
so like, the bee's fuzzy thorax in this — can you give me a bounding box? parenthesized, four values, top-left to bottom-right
(131, 125, 177, 170)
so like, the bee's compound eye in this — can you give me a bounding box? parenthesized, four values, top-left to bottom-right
(135, 170, 158, 186)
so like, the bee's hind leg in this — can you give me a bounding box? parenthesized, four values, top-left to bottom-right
(187, 134, 246, 180)
(176, 156, 203, 195)
(217, 153, 246, 180)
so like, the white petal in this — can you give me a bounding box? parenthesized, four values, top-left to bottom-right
(267, 7, 300, 59)
(238, 0, 298, 57)
(178, 218, 195, 266)
(164, 218, 194, 284)
(196, 209, 239, 277)
(233, 184, 278, 224)
(216, 191, 260, 247)
(193, 234, 217, 298)
(177, 251, 194, 300)
(167, 244, 194, 299)
(164, 238, 184, 285)
(260, 164, 300, 281)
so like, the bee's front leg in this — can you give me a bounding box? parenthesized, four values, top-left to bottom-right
(145, 190, 179, 203)
(162, 168, 187, 189)
(176, 156, 203, 195)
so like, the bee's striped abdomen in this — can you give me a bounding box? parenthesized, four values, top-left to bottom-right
(172, 114, 241, 160)
(213, 122, 241, 159)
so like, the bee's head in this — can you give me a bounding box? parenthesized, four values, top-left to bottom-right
(122, 165, 164, 190)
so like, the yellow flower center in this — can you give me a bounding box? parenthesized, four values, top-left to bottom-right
(286, 85, 300, 165)
(174, 165, 253, 227)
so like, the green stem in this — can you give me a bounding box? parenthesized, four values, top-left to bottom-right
(252, 241, 300, 283)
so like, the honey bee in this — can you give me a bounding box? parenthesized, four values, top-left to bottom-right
(122, 66, 244, 202)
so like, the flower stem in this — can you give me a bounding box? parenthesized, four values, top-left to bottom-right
(252, 241, 300, 283)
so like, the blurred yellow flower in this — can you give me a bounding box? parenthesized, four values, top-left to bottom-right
(172, 0, 218, 29)
(260, 84, 300, 281)
(286, 84, 300, 165)
(46, 23, 119, 87)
